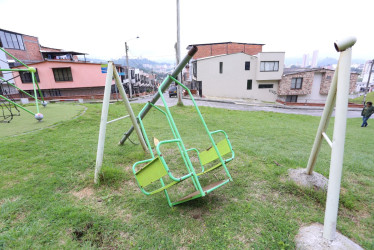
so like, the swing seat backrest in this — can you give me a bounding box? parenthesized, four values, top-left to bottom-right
(199, 139, 232, 166)
(134, 157, 179, 195)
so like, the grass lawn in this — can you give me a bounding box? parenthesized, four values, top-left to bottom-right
(0, 102, 373, 249)
(0, 103, 86, 137)
(349, 91, 374, 104)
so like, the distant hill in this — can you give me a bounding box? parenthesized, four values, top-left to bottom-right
(85, 57, 173, 74)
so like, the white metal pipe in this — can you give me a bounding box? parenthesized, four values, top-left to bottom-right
(107, 115, 129, 124)
(305, 64, 339, 174)
(94, 62, 114, 184)
(112, 67, 148, 152)
(323, 47, 352, 240)
(334, 36, 357, 52)
(322, 132, 333, 148)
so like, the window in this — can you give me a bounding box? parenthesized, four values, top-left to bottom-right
(0, 30, 25, 50)
(48, 89, 61, 97)
(53, 67, 73, 82)
(192, 62, 197, 77)
(245, 61, 250, 70)
(286, 95, 298, 102)
(219, 62, 223, 74)
(258, 84, 274, 89)
(291, 77, 303, 89)
(260, 61, 279, 72)
(20, 69, 40, 83)
(0, 68, 3, 77)
(247, 80, 252, 90)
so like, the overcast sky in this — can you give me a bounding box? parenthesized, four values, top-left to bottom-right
(1, 0, 373, 63)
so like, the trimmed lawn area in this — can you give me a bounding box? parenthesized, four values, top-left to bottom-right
(0, 102, 373, 249)
(0, 103, 86, 137)
(350, 91, 374, 104)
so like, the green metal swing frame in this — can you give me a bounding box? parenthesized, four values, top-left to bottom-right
(132, 75, 234, 207)
(0, 47, 46, 119)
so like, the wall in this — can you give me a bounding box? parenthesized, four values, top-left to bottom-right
(256, 52, 285, 80)
(0, 50, 18, 95)
(192, 43, 263, 59)
(298, 73, 326, 103)
(12, 61, 107, 91)
(5, 34, 42, 63)
(196, 53, 278, 102)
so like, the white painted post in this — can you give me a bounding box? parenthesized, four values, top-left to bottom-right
(94, 62, 114, 184)
(112, 67, 148, 152)
(323, 37, 356, 240)
(306, 66, 338, 174)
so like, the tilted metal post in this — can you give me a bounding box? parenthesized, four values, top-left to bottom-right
(112, 66, 148, 152)
(119, 46, 198, 145)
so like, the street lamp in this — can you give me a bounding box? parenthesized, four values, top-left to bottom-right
(125, 36, 139, 98)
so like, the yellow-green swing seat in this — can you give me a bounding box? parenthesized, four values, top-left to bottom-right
(133, 76, 234, 207)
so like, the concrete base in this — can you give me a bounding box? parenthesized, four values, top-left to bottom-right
(295, 223, 363, 250)
(288, 168, 328, 191)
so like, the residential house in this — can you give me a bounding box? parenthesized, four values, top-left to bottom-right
(277, 68, 358, 104)
(187, 42, 265, 60)
(361, 60, 374, 84)
(1, 28, 157, 100)
(190, 51, 285, 102)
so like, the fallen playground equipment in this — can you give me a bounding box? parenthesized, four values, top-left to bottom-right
(94, 46, 235, 206)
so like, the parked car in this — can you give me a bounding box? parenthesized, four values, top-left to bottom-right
(168, 85, 177, 97)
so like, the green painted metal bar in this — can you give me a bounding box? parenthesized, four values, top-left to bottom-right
(186, 148, 204, 173)
(172, 179, 230, 206)
(0, 47, 29, 68)
(148, 102, 191, 174)
(0, 77, 42, 102)
(119, 46, 198, 145)
(156, 78, 205, 197)
(155, 139, 194, 182)
(169, 76, 233, 181)
(30, 71, 40, 114)
(0, 94, 35, 116)
(0, 68, 32, 72)
(32, 72, 45, 103)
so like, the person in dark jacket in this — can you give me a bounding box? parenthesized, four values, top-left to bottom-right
(361, 101, 374, 127)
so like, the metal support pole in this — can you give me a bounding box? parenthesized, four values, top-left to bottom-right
(176, 0, 183, 105)
(94, 62, 114, 184)
(363, 59, 374, 105)
(306, 64, 338, 174)
(323, 37, 356, 240)
(119, 46, 198, 145)
(112, 67, 148, 152)
(125, 42, 132, 99)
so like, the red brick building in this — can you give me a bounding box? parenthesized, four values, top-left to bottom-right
(0, 28, 43, 64)
(187, 42, 264, 59)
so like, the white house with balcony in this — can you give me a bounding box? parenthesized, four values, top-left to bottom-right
(191, 52, 285, 102)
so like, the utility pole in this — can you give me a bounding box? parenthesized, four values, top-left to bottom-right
(363, 59, 374, 105)
(176, 0, 183, 105)
(125, 42, 132, 99)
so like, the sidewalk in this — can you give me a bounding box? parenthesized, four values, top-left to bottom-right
(185, 96, 363, 111)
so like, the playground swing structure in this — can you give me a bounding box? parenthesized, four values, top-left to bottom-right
(94, 46, 234, 206)
(0, 47, 47, 122)
(132, 75, 235, 207)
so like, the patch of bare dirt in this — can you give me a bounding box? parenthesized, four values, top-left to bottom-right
(71, 187, 94, 200)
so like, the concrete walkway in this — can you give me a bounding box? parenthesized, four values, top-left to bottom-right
(126, 93, 363, 118)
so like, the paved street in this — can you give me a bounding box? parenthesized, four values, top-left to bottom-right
(131, 93, 362, 118)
